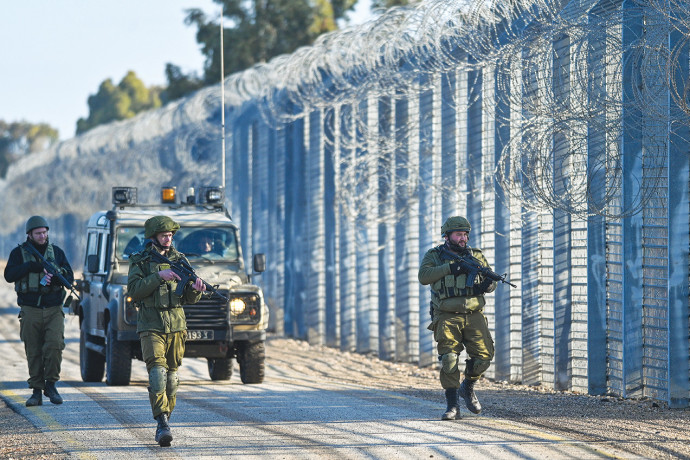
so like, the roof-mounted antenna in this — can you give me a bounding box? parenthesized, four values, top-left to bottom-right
(220, 6, 226, 188)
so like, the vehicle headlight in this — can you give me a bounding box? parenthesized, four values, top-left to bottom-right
(124, 295, 137, 324)
(229, 298, 246, 315)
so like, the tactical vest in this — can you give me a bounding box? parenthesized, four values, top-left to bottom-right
(15, 243, 63, 295)
(130, 249, 183, 310)
(430, 245, 484, 300)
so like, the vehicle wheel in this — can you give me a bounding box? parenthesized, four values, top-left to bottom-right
(236, 340, 265, 384)
(80, 323, 105, 382)
(105, 324, 132, 386)
(207, 357, 233, 380)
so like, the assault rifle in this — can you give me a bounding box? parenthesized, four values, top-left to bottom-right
(439, 246, 517, 288)
(20, 243, 82, 301)
(148, 250, 229, 302)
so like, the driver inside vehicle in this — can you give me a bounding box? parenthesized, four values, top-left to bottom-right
(197, 234, 214, 254)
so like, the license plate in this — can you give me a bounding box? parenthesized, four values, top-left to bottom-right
(187, 330, 214, 341)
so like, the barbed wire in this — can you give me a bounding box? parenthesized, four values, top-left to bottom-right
(243, 0, 684, 220)
(1, 0, 686, 235)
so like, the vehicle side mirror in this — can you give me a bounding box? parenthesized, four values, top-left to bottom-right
(87, 254, 100, 274)
(253, 254, 266, 273)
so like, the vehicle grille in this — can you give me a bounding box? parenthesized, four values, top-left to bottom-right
(183, 296, 228, 329)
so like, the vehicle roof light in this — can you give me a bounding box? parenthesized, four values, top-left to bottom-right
(112, 187, 137, 205)
(198, 186, 224, 205)
(186, 187, 195, 204)
(161, 187, 177, 204)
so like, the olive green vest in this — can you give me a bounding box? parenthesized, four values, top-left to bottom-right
(129, 248, 185, 310)
(15, 243, 63, 295)
(430, 246, 485, 300)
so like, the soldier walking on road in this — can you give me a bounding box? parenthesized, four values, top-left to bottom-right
(4, 216, 74, 407)
(127, 216, 206, 447)
(418, 216, 497, 420)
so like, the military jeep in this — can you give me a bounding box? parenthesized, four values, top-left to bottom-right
(73, 186, 268, 385)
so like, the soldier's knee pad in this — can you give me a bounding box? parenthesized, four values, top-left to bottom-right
(149, 365, 167, 394)
(441, 353, 459, 374)
(166, 371, 179, 396)
(465, 358, 491, 378)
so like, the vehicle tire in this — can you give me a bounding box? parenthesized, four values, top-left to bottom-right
(207, 357, 233, 380)
(236, 340, 265, 384)
(105, 324, 132, 386)
(80, 323, 105, 382)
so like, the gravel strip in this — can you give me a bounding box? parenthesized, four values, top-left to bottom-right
(0, 398, 69, 459)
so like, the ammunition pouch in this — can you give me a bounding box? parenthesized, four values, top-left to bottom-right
(15, 244, 63, 295)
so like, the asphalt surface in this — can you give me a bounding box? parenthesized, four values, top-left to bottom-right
(0, 283, 653, 459)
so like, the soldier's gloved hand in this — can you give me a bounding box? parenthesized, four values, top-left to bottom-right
(25, 261, 44, 273)
(449, 261, 465, 276)
(477, 278, 492, 294)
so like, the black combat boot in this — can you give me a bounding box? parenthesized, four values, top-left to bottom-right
(459, 378, 481, 414)
(441, 388, 461, 420)
(26, 388, 42, 407)
(44, 381, 63, 404)
(155, 413, 173, 447)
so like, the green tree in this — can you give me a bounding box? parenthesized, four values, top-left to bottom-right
(167, 0, 357, 98)
(77, 71, 161, 135)
(0, 120, 58, 177)
(160, 63, 205, 104)
(371, 0, 413, 10)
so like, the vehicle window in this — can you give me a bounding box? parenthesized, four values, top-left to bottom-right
(85, 232, 98, 265)
(117, 227, 147, 260)
(98, 233, 105, 273)
(115, 226, 239, 261)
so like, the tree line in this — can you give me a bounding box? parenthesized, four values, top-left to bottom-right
(1, 0, 409, 177)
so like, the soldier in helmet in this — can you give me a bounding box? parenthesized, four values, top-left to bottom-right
(127, 216, 206, 447)
(418, 216, 497, 420)
(4, 216, 74, 406)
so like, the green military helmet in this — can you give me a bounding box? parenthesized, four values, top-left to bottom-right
(441, 216, 471, 236)
(26, 215, 49, 234)
(144, 215, 180, 239)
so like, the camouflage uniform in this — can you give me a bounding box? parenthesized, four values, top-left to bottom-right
(418, 216, 496, 419)
(127, 216, 202, 446)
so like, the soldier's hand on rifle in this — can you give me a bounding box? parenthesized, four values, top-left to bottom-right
(449, 261, 465, 276)
(159, 269, 181, 282)
(192, 277, 206, 292)
(42, 270, 54, 285)
(477, 278, 492, 294)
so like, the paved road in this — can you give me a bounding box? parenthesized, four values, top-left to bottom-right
(0, 298, 631, 459)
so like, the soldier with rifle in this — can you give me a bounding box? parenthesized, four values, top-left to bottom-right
(127, 216, 206, 447)
(4, 216, 74, 406)
(419, 216, 513, 420)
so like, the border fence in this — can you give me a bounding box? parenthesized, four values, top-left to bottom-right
(225, 0, 690, 407)
(1, 0, 688, 407)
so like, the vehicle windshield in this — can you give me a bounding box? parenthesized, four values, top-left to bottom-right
(116, 226, 239, 261)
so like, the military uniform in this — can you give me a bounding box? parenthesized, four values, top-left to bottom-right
(418, 216, 496, 419)
(127, 215, 203, 447)
(3, 216, 73, 406)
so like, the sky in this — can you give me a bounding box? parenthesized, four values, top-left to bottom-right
(0, 0, 372, 141)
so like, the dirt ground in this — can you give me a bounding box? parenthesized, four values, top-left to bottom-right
(1, 336, 689, 459)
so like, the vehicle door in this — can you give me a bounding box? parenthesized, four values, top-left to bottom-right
(83, 224, 109, 338)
